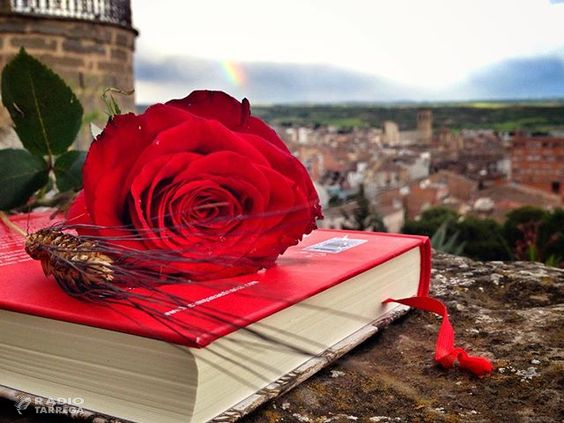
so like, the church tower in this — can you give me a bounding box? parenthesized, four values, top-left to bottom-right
(416, 109, 433, 145)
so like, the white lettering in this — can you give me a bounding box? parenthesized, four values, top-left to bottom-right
(165, 280, 259, 316)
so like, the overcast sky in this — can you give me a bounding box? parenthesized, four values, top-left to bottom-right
(131, 0, 564, 104)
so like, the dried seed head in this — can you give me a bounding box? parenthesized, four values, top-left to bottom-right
(25, 228, 115, 296)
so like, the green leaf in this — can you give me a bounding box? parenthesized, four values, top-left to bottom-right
(0, 149, 49, 210)
(1, 48, 83, 157)
(54, 150, 86, 192)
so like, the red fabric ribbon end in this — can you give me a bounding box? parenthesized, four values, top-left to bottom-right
(384, 296, 494, 377)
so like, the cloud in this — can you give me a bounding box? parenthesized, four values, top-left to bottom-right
(134, 53, 564, 104)
(134, 55, 417, 104)
(465, 55, 564, 99)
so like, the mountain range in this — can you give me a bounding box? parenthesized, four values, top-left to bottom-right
(135, 54, 564, 104)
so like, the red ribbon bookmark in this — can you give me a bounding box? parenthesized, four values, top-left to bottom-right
(384, 296, 493, 377)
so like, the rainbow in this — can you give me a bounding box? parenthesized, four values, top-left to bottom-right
(221, 60, 246, 87)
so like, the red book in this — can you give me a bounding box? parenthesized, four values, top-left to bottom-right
(0, 212, 430, 422)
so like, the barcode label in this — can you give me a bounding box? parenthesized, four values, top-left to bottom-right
(304, 237, 367, 253)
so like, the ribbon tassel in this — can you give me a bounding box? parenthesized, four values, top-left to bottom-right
(384, 296, 494, 377)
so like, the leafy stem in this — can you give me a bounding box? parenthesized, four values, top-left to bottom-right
(102, 87, 134, 117)
(0, 48, 86, 211)
(12, 191, 75, 213)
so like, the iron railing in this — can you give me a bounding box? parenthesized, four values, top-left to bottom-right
(4, 0, 132, 27)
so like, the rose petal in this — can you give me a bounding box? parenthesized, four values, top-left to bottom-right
(172, 152, 270, 237)
(167, 90, 291, 152)
(233, 132, 322, 223)
(173, 151, 270, 198)
(132, 117, 272, 177)
(166, 90, 251, 130)
(129, 153, 202, 249)
(245, 116, 292, 152)
(83, 104, 197, 231)
(65, 190, 99, 237)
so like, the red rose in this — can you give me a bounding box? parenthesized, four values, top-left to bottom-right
(67, 90, 322, 280)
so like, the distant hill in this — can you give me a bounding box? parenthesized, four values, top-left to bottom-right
(136, 102, 564, 132)
(462, 56, 564, 100)
(135, 52, 564, 104)
(251, 104, 564, 132)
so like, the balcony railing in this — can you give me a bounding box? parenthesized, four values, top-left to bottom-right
(4, 0, 132, 27)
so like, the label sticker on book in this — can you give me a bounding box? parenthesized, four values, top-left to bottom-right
(304, 237, 367, 254)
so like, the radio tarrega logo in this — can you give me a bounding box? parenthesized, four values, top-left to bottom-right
(14, 397, 31, 414)
(14, 397, 84, 415)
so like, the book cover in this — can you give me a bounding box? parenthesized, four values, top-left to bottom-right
(0, 212, 433, 422)
(0, 213, 430, 347)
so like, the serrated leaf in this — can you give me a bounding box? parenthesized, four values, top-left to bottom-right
(1, 48, 83, 156)
(0, 149, 49, 210)
(54, 150, 86, 192)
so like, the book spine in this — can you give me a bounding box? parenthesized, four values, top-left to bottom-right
(417, 237, 432, 297)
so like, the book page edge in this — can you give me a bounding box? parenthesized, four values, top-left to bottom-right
(210, 305, 411, 423)
(0, 307, 411, 423)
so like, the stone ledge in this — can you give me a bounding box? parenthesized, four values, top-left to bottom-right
(243, 252, 563, 423)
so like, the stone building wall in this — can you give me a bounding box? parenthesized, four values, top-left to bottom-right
(416, 109, 433, 145)
(430, 170, 477, 202)
(511, 135, 564, 197)
(0, 14, 136, 149)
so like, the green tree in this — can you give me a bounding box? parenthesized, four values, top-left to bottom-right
(537, 208, 564, 266)
(403, 207, 512, 261)
(402, 207, 459, 238)
(458, 217, 512, 261)
(502, 206, 548, 261)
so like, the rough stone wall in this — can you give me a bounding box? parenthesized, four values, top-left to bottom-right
(0, 15, 136, 149)
(244, 252, 563, 423)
